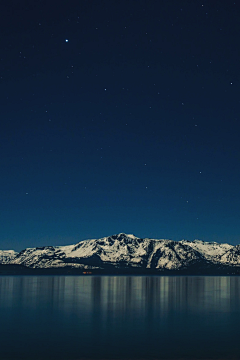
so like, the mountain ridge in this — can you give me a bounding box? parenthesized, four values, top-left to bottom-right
(1, 233, 240, 274)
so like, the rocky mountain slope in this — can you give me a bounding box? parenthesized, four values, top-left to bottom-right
(1, 233, 240, 273)
(0, 250, 18, 264)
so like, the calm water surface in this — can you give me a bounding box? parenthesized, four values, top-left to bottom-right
(0, 276, 240, 360)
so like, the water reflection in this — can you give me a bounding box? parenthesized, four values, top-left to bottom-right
(1, 276, 239, 313)
(0, 276, 240, 359)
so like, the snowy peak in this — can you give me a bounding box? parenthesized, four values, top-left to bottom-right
(219, 245, 240, 265)
(1, 233, 240, 271)
(111, 233, 139, 241)
(180, 239, 233, 260)
(99, 233, 140, 246)
(0, 250, 18, 264)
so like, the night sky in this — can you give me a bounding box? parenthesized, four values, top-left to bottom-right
(1, 0, 240, 250)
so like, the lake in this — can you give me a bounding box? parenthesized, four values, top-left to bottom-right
(0, 276, 240, 360)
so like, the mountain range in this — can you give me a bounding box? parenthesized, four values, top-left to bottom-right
(1, 233, 240, 275)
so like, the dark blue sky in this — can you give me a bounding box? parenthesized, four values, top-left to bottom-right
(1, 0, 240, 250)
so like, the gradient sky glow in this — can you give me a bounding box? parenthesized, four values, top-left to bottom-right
(1, 0, 240, 250)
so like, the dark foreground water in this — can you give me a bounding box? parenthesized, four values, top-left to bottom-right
(0, 276, 240, 360)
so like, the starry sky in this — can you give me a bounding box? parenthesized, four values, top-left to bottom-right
(1, 0, 240, 250)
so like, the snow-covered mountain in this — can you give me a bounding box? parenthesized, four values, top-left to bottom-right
(180, 239, 233, 263)
(1, 233, 239, 272)
(0, 250, 18, 264)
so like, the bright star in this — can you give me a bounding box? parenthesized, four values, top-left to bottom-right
(65, 39, 69, 43)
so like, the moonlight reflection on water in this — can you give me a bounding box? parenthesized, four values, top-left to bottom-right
(0, 276, 240, 360)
